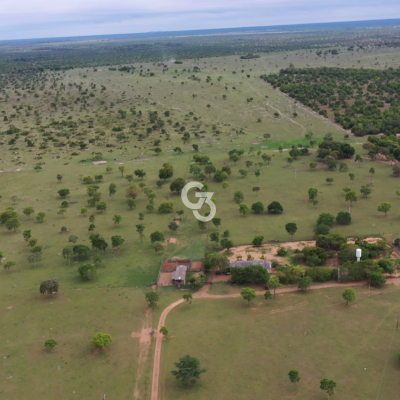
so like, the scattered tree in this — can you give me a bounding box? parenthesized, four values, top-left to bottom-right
(40, 279, 59, 297)
(159, 326, 169, 337)
(145, 291, 160, 309)
(3, 260, 16, 271)
(36, 212, 46, 223)
(288, 370, 300, 384)
(285, 223, 297, 237)
(251, 201, 264, 214)
(171, 355, 206, 386)
(183, 293, 193, 303)
(113, 214, 122, 225)
(78, 263, 96, 280)
(345, 191, 358, 206)
(109, 183, 117, 197)
(267, 201, 283, 214)
(269, 277, 282, 298)
(58, 189, 70, 198)
(90, 333, 113, 349)
(44, 338, 58, 351)
(252, 235, 264, 247)
(377, 202, 392, 216)
(239, 203, 250, 216)
(23, 207, 35, 218)
(298, 276, 312, 291)
(136, 224, 145, 242)
(320, 379, 336, 399)
(241, 287, 257, 303)
(342, 288, 356, 305)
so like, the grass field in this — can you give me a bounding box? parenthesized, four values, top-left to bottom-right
(1, 45, 400, 399)
(160, 285, 400, 400)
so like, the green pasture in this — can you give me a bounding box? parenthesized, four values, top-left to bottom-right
(1, 46, 400, 399)
(160, 285, 400, 400)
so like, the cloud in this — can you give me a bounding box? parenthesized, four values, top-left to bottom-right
(1, 0, 399, 40)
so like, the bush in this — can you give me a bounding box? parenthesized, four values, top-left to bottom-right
(251, 202, 264, 214)
(276, 266, 305, 284)
(378, 259, 395, 274)
(158, 201, 174, 213)
(150, 231, 165, 243)
(231, 265, 270, 284)
(367, 271, 386, 286)
(317, 213, 335, 226)
(302, 246, 328, 266)
(305, 267, 334, 282)
(338, 244, 366, 263)
(267, 201, 283, 214)
(252, 235, 264, 247)
(336, 211, 351, 225)
(313, 224, 330, 236)
(339, 259, 380, 282)
(271, 260, 280, 268)
(90, 333, 113, 349)
(78, 263, 96, 280)
(316, 233, 347, 250)
(277, 247, 288, 256)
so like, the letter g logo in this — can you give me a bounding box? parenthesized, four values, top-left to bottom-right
(181, 181, 216, 222)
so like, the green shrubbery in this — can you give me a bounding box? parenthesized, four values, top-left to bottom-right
(339, 259, 386, 284)
(302, 246, 329, 266)
(305, 267, 335, 282)
(230, 265, 270, 284)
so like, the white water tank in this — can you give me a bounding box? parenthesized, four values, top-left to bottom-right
(356, 248, 362, 261)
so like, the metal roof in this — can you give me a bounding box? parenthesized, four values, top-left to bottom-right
(171, 264, 188, 281)
(229, 260, 271, 270)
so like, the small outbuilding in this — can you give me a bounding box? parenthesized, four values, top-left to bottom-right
(171, 265, 188, 287)
(229, 260, 271, 272)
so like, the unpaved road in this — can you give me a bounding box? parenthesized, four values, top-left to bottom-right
(150, 278, 400, 400)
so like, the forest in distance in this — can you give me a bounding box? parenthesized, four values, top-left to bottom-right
(0, 19, 400, 73)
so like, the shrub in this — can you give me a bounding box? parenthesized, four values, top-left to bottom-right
(367, 271, 386, 286)
(158, 201, 174, 213)
(252, 235, 264, 247)
(302, 246, 328, 266)
(317, 212, 335, 226)
(231, 265, 270, 284)
(305, 267, 334, 282)
(277, 247, 288, 256)
(316, 233, 347, 250)
(339, 259, 380, 282)
(313, 224, 330, 236)
(150, 231, 165, 243)
(271, 260, 280, 268)
(336, 211, 351, 225)
(251, 202, 264, 214)
(267, 201, 283, 214)
(378, 259, 395, 274)
(338, 243, 367, 263)
(276, 266, 305, 284)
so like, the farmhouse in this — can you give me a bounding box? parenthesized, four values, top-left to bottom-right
(158, 258, 203, 286)
(171, 264, 188, 286)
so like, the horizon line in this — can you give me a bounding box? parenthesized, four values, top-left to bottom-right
(1, 17, 400, 44)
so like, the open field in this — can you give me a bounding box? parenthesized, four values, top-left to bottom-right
(160, 285, 400, 400)
(1, 39, 400, 399)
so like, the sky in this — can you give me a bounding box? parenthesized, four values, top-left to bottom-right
(1, 0, 400, 41)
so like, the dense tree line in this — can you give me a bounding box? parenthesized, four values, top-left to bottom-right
(262, 67, 400, 136)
